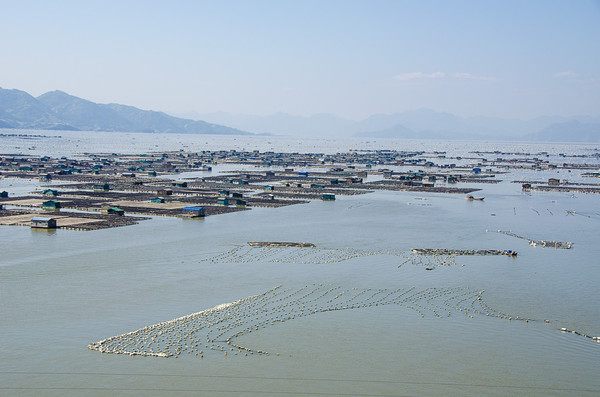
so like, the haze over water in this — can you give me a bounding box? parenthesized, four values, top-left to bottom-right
(1, 131, 599, 396)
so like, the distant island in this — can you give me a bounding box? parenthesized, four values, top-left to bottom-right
(1, 86, 599, 142)
(0, 87, 251, 135)
(187, 109, 600, 142)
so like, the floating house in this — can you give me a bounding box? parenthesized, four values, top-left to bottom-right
(180, 206, 205, 218)
(105, 207, 125, 216)
(42, 200, 61, 210)
(231, 192, 244, 198)
(217, 198, 230, 206)
(42, 189, 59, 197)
(171, 181, 188, 188)
(93, 183, 110, 191)
(0, 191, 8, 198)
(102, 204, 124, 216)
(31, 217, 57, 229)
(219, 190, 230, 196)
(322, 194, 336, 201)
(157, 189, 173, 196)
(150, 197, 165, 203)
(235, 199, 247, 207)
(548, 178, 560, 186)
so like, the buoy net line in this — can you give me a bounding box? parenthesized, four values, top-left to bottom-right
(87, 284, 597, 360)
(492, 230, 573, 249)
(247, 241, 316, 248)
(199, 245, 404, 265)
(398, 251, 461, 268)
(200, 245, 511, 269)
(88, 287, 282, 358)
(410, 248, 517, 256)
(399, 249, 518, 269)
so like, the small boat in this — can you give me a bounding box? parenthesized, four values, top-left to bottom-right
(466, 195, 484, 201)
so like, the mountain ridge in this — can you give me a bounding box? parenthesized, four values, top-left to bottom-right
(0, 87, 251, 135)
(1, 87, 599, 141)
(188, 109, 600, 142)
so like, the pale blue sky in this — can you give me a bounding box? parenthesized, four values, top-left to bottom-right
(1, 0, 599, 119)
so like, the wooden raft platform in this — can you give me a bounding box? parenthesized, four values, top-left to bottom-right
(0, 209, 149, 231)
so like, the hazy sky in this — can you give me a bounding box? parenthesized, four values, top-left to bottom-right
(1, 0, 599, 120)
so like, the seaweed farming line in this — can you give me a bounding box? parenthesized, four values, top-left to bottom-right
(247, 241, 316, 248)
(566, 210, 600, 219)
(410, 248, 518, 256)
(493, 230, 573, 249)
(398, 248, 518, 269)
(199, 245, 404, 265)
(89, 284, 599, 359)
(398, 252, 460, 268)
(88, 287, 281, 358)
(200, 244, 519, 269)
(87, 284, 550, 359)
(560, 327, 600, 342)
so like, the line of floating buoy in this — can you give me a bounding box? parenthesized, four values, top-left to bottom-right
(411, 248, 517, 257)
(89, 268, 600, 360)
(247, 241, 316, 248)
(90, 284, 557, 359)
(493, 230, 572, 249)
(200, 245, 404, 265)
(560, 327, 600, 341)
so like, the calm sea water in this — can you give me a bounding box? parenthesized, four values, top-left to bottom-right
(1, 131, 599, 396)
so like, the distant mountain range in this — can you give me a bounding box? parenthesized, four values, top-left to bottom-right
(0, 87, 251, 135)
(183, 109, 600, 142)
(2, 86, 599, 142)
